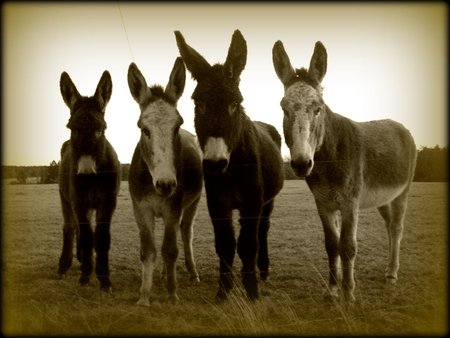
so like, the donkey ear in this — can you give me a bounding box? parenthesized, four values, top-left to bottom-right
(175, 31, 211, 81)
(60, 72, 81, 110)
(127, 63, 152, 105)
(94, 71, 113, 111)
(224, 29, 247, 82)
(165, 57, 186, 102)
(308, 41, 327, 85)
(272, 40, 296, 88)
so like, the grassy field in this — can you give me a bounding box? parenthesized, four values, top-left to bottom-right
(2, 180, 448, 336)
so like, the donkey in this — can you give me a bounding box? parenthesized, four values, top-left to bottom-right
(175, 30, 284, 301)
(127, 58, 203, 306)
(272, 41, 417, 301)
(58, 70, 121, 291)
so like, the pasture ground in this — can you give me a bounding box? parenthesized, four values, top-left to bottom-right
(2, 180, 448, 336)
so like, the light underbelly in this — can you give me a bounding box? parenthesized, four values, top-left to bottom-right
(359, 184, 406, 209)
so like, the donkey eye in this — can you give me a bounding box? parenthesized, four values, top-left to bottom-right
(142, 128, 150, 137)
(95, 130, 103, 138)
(314, 107, 322, 116)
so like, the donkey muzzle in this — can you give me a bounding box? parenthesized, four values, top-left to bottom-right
(77, 155, 97, 175)
(155, 179, 177, 197)
(203, 158, 229, 175)
(202, 137, 230, 174)
(290, 157, 313, 177)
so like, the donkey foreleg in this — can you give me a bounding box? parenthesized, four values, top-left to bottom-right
(238, 212, 261, 301)
(180, 198, 200, 282)
(95, 206, 114, 291)
(77, 210, 95, 286)
(58, 194, 76, 277)
(133, 201, 157, 307)
(211, 210, 235, 302)
(318, 206, 341, 300)
(257, 200, 275, 281)
(162, 218, 180, 304)
(339, 207, 359, 302)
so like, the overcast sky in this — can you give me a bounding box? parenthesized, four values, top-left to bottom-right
(3, 2, 447, 166)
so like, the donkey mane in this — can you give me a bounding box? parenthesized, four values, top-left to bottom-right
(279, 67, 320, 91)
(147, 85, 178, 105)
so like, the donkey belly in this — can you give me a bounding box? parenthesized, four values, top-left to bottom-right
(359, 183, 407, 209)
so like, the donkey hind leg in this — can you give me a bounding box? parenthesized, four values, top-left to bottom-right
(257, 200, 274, 281)
(339, 206, 358, 302)
(317, 206, 342, 300)
(58, 194, 76, 277)
(94, 206, 115, 291)
(162, 217, 180, 304)
(134, 201, 157, 307)
(379, 191, 408, 284)
(180, 197, 201, 282)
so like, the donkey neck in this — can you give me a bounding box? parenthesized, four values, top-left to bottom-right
(315, 105, 361, 161)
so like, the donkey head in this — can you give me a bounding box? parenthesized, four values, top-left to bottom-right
(60, 71, 112, 175)
(175, 30, 247, 174)
(127, 58, 185, 197)
(272, 41, 328, 177)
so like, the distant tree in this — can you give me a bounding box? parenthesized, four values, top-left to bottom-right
(41, 160, 59, 183)
(414, 145, 448, 182)
(16, 167, 27, 184)
(121, 164, 130, 181)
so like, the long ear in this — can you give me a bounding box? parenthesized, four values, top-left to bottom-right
(174, 30, 211, 81)
(94, 71, 112, 111)
(224, 29, 247, 82)
(165, 57, 186, 102)
(127, 62, 152, 105)
(272, 40, 296, 88)
(60, 72, 81, 110)
(308, 41, 327, 85)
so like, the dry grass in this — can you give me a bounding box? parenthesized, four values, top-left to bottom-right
(2, 180, 448, 336)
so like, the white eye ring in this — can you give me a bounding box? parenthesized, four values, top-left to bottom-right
(95, 130, 103, 138)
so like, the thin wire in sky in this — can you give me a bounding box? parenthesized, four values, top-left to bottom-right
(118, 5, 134, 60)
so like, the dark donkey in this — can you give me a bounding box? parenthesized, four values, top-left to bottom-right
(58, 71, 121, 291)
(273, 41, 417, 301)
(176, 30, 284, 301)
(127, 59, 203, 306)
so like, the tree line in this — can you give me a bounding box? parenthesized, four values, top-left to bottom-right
(2, 146, 447, 184)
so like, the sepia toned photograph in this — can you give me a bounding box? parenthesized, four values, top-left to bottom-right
(2, 2, 447, 336)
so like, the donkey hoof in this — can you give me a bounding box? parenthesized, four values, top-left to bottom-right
(215, 289, 229, 303)
(79, 276, 90, 286)
(343, 292, 356, 303)
(385, 276, 397, 284)
(260, 271, 269, 281)
(101, 285, 113, 293)
(166, 294, 179, 305)
(190, 275, 201, 283)
(323, 289, 340, 302)
(136, 298, 150, 307)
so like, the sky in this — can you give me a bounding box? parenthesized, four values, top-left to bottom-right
(2, 2, 447, 166)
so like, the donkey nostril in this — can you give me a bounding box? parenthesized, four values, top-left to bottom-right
(155, 180, 177, 196)
(290, 158, 313, 176)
